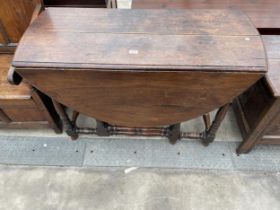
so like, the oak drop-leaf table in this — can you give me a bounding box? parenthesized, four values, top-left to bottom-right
(11, 8, 267, 144)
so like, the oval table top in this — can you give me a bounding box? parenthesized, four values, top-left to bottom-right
(11, 8, 267, 127)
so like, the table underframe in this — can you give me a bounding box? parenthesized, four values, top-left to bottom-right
(52, 98, 230, 146)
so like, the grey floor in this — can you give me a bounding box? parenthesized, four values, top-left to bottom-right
(0, 166, 279, 210)
(0, 108, 279, 172)
(0, 107, 280, 210)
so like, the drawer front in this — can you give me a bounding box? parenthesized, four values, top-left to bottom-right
(3, 107, 45, 122)
(0, 98, 37, 109)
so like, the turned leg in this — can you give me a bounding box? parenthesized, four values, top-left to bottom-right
(52, 99, 78, 140)
(96, 120, 110, 136)
(71, 110, 79, 127)
(31, 88, 62, 134)
(203, 113, 211, 130)
(202, 103, 230, 146)
(168, 123, 181, 144)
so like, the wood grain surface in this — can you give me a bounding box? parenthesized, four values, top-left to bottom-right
(14, 69, 261, 126)
(12, 8, 267, 127)
(132, 0, 280, 29)
(13, 8, 265, 72)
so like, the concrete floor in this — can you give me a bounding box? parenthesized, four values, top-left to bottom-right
(0, 108, 279, 210)
(0, 166, 279, 210)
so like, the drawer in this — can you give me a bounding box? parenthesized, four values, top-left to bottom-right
(0, 98, 38, 108)
(2, 107, 45, 122)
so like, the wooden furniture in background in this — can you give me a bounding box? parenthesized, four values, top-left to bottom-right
(0, 0, 62, 132)
(0, 0, 43, 53)
(0, 54, 62, 131)
(133, 0, 280, 154)
(0, 0, 118, 132)
(132, 0, 280, 32)
(0, 0, 116, 54)
(233, 36, 280, 154)
(11, 8, 266, 143)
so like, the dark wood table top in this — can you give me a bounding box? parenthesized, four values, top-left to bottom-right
(11, 8, 267, 127)
(262, 36, 280, 97)
(13, 8, 266, 73)
(132, 0, 280, 29)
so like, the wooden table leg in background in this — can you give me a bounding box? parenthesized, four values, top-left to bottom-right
(52, 99, 78, 140)
(202, 103, 231, 146)
(168, 124, 181, 144)
(181, 103, 231, 146)
(203, 113, 211, 130)
(31, 88, 62, 134)
(235, 98, 280, 154)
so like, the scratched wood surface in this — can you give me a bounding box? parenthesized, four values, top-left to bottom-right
(132, 0, 280, 29)
(12, 8, 267, 127)
(13, 8, 265, 71)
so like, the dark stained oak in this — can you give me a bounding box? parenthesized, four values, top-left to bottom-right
(233, 35, 280, 154)
(27, 8, 258, 36)
(12, 8, 267, 127)
(15, 69, 262, 127)
(132, 0, 280, 29)
(14, 9, 265, 71)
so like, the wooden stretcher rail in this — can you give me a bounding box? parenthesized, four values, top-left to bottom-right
(53, 100, 230, 146)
